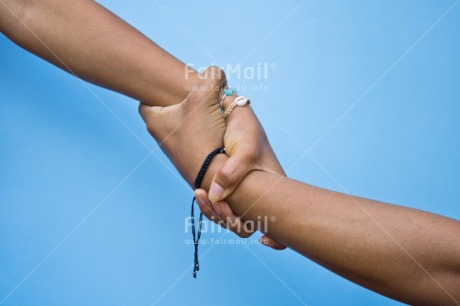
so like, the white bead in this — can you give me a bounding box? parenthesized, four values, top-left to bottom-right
(235, 97, 249, 106)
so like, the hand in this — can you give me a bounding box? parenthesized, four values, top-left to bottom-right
(139, 66, 226, 187)
(196, 92, 287, 250)
(139, 66, 286, 250)
(208, 96, 286, 202)
(194, 188, 287, 250)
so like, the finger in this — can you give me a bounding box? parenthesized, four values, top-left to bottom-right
(138, 102, 162, 123)
(219, 204, 254, 238)
(138, 102, 166, 138)
(196, 188, 224, 219)
(208, 150, 257, 202)
(218, 208, 254, 238)
(195, 189, 221, 223)
(259, 235, 287, 250)
(138, 102, 184, 141)
(185, 66, 226, 110)
(201, 66, 227, 91)
(196, 189, 254, 238)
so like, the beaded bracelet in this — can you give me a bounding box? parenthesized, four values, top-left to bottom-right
(222, 96, 250, 119)
(190, 147, 226, 278)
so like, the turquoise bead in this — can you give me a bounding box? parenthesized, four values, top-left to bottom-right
(224, 87, 237, 96)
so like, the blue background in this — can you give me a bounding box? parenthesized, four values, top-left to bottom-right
(1, 1, 459, 305)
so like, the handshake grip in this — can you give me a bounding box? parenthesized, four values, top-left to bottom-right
(139, 67, 287, 259)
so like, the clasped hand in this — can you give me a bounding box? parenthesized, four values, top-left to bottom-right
(139, 67, 285, 250)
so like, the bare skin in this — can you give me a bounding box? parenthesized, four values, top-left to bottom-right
(4, 1, 459, 303)
(0, 0, 194, 106)
(140, 68, 460, 306)
(0, 0, 285, 247)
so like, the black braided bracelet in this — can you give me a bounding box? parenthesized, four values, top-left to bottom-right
(191, 147, 226, 278)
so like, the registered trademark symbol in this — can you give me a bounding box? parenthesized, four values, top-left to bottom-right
(270, 216, 277, 222)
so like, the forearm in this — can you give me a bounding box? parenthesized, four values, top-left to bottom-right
(203, 158, 460, 305)
(0, 0, 198, 106)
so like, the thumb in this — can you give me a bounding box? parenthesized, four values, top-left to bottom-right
(138, 103, 164, 124)
(139, 102, 182, 139)
(208, 150, 255, 202)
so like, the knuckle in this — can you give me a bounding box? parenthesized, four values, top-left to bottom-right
(217, 166, 238, 187)
(206, 66, 226, 79)
(236, 230, 252, 238)
(244, 148, 259, 164)
(235, 231, 245, 238)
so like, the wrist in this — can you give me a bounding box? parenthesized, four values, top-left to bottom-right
(182, 145, 225, 188)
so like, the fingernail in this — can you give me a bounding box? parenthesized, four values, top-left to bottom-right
(260, 238, 274, 248)
(209, 183, 224, 202)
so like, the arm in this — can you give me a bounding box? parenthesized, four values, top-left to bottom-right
(0, 1, 286, 247)
(0, 0, 197, 106)
(141, 72, 460, 305)
(200, 171, 460, 305)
